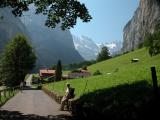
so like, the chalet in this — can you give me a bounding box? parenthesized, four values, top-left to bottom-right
(68, 69, 91, 79)
(39, 69, 55, 79)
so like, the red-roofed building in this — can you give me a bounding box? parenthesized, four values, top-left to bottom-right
(39, 69, 55, 79)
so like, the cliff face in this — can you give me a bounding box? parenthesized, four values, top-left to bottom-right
(20, 6, 84, 70)
(0, 7, 31, 53)
(122, 0, 160, 52)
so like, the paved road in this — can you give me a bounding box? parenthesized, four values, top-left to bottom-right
(0, 75, 71, 120)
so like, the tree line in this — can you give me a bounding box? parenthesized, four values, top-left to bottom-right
(51, 46, 111, 71)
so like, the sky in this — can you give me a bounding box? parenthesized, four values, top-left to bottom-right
(70, 0, 139, 43)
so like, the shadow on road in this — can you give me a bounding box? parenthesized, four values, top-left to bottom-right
(0, 110, 74, 120)
(22, 86, 40, 90)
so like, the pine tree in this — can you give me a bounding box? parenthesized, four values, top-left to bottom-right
(97, 46, 111, 62)
(55, 60, 62, 81)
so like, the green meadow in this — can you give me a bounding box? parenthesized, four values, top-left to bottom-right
(44, 48, 160, 98)
(0, 90, 16, 106)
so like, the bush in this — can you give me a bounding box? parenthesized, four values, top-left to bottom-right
(143, 21, 160, 56)
(144, 33, 160, 56)
(123, 51, 129, 54)
(71, 69, 81, 73)
(93, 70, 102, 76)
(32, 76, 39, 83)
(37, 85, 42, 90)
(82, 65, 87, 70)
(138, 42, 143, 49)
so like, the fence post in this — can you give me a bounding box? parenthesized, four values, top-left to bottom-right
(151, 67, 159, 96)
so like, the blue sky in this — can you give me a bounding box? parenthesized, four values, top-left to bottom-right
(70, 0, 139, 43)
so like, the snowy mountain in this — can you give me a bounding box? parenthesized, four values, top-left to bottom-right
(97, 41, 122, 55)
(72, 35, 99, 60)
(72, 35, 122, 60)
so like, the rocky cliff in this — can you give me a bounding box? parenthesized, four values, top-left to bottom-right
(21, 7, 84, 70)
(73, 35, 122, 60)
(72, 35, 99, 60)
(0, 7, 31, 53)
(122, 0, 160, 52)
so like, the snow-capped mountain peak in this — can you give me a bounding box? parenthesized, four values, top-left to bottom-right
(97, 42, 122, 55)
(72, 35, 122, 60)
(106, 43, 117, 49)
(96, 43, 117, 49)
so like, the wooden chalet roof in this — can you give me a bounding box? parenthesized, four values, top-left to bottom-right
(39, 69, 55, 77)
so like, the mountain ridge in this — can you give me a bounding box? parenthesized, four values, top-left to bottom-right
(72, 35, 122, 60)
(0, 7, 31, 53)
(0, 7, 84, 71)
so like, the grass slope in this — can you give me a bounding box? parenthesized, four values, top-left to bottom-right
(44, 48, 160, 98)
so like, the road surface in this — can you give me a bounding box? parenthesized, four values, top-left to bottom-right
(0, 75, 71, 120)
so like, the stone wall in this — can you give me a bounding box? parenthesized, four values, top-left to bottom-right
(42, 87, 77, 113)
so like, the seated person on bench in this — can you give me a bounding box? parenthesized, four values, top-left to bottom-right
(60, 83, 74, 111)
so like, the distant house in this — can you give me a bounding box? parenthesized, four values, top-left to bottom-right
(68, 69, 91, 79)
(39, 69, 55, 79)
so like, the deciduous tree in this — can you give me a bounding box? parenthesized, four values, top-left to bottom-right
(0, 0, 92, 30)
(0, 34, 36, 86)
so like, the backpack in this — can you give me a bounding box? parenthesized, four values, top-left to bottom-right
(69, 87, 75, 98)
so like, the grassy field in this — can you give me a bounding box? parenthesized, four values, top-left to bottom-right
(44, 48, 160, 98)
(32, 73, 40, 78)
(63, 70, 70, 75)
(0, 90, 17, 106)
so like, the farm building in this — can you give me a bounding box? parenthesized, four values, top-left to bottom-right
(39, 69, 55, 79)
(68, 69, 91, 79)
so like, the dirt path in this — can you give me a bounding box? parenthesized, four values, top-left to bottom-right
(0, 75, 71, 120)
